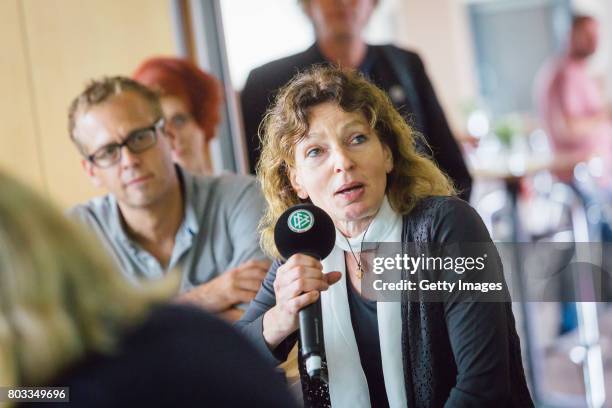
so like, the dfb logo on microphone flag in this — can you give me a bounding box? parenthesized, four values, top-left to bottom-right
(287, 209, 314, 233)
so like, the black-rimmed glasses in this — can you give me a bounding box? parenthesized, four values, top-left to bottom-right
(86, 118, 165, 168)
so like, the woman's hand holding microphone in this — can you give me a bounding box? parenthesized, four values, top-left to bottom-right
(263, 254, 341, 349)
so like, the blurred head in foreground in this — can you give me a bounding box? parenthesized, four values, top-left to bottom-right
(0, 173, 296, 407)
(0, 172, 174, 389)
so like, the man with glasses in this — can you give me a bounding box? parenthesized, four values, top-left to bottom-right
(68, 76, 269, 320)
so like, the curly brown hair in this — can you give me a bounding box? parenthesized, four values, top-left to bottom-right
(257, 65, 455, 258)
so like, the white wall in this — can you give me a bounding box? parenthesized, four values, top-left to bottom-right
(393, 0, 478, 135)
(220, 0, 313, 91)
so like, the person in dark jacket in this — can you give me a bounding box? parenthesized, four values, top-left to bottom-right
(237, 66, 533, 407)
(240, 0, 472, 201)
(0, 171, 297, 408)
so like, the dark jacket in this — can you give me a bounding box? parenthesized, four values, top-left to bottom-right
(240, 43, 473, 201)
(237, 196, 533, 407)
(33, 305, 297, 408)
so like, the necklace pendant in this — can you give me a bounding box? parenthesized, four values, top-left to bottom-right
(357, 265, 364, 280)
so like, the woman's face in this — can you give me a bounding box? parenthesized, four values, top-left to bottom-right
(160, 95, 208, 174)
(290, 102, 393, 234)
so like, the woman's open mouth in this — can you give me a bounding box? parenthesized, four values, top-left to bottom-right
(335, 182, 365, 201)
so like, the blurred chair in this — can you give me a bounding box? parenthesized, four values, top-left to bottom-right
(476, 162, 608, 407)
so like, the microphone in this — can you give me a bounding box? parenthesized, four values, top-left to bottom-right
(274, 203, 335, 383)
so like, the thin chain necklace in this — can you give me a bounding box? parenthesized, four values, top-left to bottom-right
(343, 221, 373, 280)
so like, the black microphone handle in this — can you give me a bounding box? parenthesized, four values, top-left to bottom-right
(297, 252, 328, 383)
(299, 297, 324, 356)
(299, 298, 327, 383)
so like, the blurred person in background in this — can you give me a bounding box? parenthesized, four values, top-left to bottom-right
(536, 14, 612, 333)
(241, 0, 473, 201)
(0, 172, 297, 407)
(67, 77, 269, 321)
(133, 57, 222, 175)
(536, 14, 612, 189)
(536, 14, 612, 240)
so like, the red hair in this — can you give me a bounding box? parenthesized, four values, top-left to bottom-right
(133, 57, 223, 142)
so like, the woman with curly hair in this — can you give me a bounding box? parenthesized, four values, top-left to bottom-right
(237, 65, 533, 407)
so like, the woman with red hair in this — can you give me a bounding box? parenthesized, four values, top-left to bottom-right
(133, 57, 222, 175)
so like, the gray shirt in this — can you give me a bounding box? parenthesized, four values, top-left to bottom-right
(69, 167, 267, 293)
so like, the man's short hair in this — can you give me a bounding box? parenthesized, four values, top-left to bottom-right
(297, 0, 379, 12)
(572, 14, 595, 29)
(68, 76, 163, 151)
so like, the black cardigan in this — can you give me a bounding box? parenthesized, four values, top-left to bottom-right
(236, 196, 533, 407)
(240, 43, 472, 201)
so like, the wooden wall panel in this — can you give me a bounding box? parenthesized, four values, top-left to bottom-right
(21, 0, 176, 208)
(0, 0, 45, 192)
